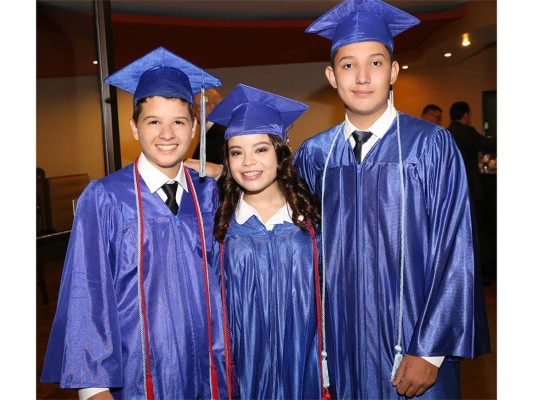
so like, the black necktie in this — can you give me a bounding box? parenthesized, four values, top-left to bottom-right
(352, 130, 373, 164)
(161, 182, 179, 215)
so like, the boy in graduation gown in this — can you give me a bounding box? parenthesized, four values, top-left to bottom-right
(41, 47, 228, 400)
(209, 84, 326, 399)
(292, 0, 491, 398)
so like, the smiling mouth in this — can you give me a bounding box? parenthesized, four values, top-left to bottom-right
(157, 144, 177, 151)
(242, 171, 261, 177)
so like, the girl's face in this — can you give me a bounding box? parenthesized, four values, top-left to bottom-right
(227, 133, 279, 197)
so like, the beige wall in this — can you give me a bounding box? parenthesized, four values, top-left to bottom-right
(394, 45, 496, 131)
(37, 76, 105, 180)
(37, 45, 496, 180)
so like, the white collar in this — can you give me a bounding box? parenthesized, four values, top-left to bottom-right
(344, 101, 397, 140)
(234, 193, 293, 231)
(137, 152, 188, 193)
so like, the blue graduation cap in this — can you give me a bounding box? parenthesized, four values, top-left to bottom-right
(306, 0, 420, 54)
(208, 84, 308, 141)
(105, 47, 222, 177)
(104, 46, 222, 106)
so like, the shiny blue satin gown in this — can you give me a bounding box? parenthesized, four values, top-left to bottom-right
(216, 216, 322, 399)
(41, 164, 228, 399)
(293, 113, 491, 399)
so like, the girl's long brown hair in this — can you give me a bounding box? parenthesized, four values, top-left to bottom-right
(214, 134, 320, 242)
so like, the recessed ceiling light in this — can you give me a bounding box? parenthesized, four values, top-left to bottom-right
(93, 60, 98, 65)
(462, 33, 471, 47)
(402, 65, 408, 70)
(444, 52, 452, 58)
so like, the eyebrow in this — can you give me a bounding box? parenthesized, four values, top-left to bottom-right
(228, 141, 272, 150)
(142, 115, 190, 121)
(337, 52, 387, 63)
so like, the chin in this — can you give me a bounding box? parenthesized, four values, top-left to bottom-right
(239, 182, 265, 193)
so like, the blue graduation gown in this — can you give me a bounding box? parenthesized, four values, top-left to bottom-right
(41, 164, 228, 400)
(215, 216, 322, 399)
(293, 114, 490, 399)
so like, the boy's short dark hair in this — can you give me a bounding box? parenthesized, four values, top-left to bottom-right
(329, 43, 393, 67)
(449, 101, 470, 122)
(132, 96, 194, 123)
(422, 104, 442, 116)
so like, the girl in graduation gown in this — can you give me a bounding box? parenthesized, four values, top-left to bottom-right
(209, 84, 327, 400)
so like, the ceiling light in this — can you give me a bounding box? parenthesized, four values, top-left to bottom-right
(401, 65, 408, 70)
(93, 60, 98, 65)
(444, 52, 452, 58)
(462, 33, 471, 47)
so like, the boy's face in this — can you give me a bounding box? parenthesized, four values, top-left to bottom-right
(130, 96, 196, 178)
(325, 41, 399, 129)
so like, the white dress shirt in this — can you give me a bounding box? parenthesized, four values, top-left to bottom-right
(344, 100, 397, 162)
(137, 152, 188, 205)
(235, 193, 293, 231)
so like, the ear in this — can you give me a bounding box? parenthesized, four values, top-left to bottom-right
(325, 65, 338, 89)
(191, 117, 197, 139)
(390, 60, 400, 85)
(130, 119, 139, 141)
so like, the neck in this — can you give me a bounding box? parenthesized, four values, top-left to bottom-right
(243, 183, 285, 222)
(346, 102, 388, 131)
(163, 162, 182, 180)
(459, 116, 469, 125)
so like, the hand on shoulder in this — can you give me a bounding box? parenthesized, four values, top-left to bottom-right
(184, 158, 223, 180)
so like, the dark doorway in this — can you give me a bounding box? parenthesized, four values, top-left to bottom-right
(482, 90, 496, 138)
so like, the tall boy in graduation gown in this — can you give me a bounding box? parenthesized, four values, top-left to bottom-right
(41, 47, 228, 400)
(293, 1, 491, 398)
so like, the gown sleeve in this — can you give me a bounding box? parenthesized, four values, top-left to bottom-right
(293, 140, 320, 195)
(41, 180, 124, 388)
(408, 129, 490, 358)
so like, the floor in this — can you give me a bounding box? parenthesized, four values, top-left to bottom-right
(36, 239, 497, 400)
